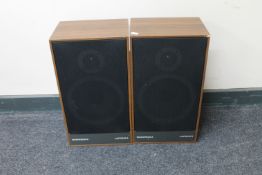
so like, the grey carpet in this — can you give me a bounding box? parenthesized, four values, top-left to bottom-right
(0, 105, 262, 175)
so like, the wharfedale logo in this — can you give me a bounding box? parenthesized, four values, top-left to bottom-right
(136, 136, 154, 139)
(114, 137, 129, 140)
(71, 138, 89, 142)
(179, 135, 194, 138)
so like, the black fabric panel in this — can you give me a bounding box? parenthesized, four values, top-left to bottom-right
(132, 37, 207, 132)
(51, 39, 130, 134)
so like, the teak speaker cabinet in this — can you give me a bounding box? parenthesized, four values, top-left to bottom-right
(49, 18, 210, 146)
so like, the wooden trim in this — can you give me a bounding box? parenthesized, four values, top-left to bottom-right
(128, 36, 135, 143)
(129, 17, 134, 143)
(126, 38, 134, 144)
(194, 36, 210, 141)
(49, 40, 71, 146)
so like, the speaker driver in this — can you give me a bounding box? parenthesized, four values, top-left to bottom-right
(67, 77, 124, 126)
(138, 75, 194, 125)
(155, 47, 182, 71)
(78, 50, 105, 73)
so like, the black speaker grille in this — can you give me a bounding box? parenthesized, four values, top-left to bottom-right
(66, 77, 125, 126)
(77, 49, 105, 74)
(155, 47, 182, 72)
(52, 39, 130, 134)
(138, 75, 194, 125)
(133, 37, 207, 132)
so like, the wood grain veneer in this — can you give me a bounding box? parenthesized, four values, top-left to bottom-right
(50, 19, 128, 41)
(130, 17, 209, 38)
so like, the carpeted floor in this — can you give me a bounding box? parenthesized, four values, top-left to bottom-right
(0, 105, 262, 175)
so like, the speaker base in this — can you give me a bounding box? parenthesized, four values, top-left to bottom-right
(69, 132, 130, 145)
(134, 131, 195, 143)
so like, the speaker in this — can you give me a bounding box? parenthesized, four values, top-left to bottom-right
(130, 18, 210, 143)
(50, 19, 131, 146)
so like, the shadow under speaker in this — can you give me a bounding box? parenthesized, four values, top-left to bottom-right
(131, 18, 210, 143)
(50, 19, 131, 145)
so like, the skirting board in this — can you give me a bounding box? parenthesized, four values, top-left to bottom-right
(0, 88, 262, 112)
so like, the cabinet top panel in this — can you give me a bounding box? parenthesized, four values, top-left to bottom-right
(50, 19, 128, 41)
(131, 17, 209, 38)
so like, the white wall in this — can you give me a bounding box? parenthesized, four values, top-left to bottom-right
(0, 0, 262, 95)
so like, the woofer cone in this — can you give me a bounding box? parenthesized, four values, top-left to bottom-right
(67, 77, 124, 126)
(137, 75, 195, 125)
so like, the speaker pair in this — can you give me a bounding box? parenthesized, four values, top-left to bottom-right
(50, 18, 210, 146)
